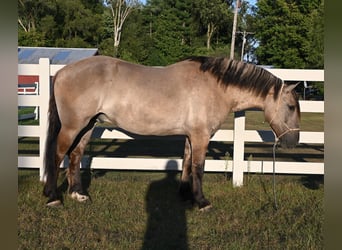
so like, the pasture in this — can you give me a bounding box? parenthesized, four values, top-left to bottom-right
(18, 170, 323, 249)
(18, 112, 323, 249)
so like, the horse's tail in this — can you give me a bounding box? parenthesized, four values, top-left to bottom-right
(43, 74, 61, 196)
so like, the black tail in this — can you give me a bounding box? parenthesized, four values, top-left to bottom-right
(43, 77, 61, 198)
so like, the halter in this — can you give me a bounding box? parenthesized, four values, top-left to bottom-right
(268, 83, 300, 142)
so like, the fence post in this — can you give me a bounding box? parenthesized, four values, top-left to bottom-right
(39, 58, 50, 182)
(232, 111, 245, 187)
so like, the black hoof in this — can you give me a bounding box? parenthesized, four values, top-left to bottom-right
(198, 199, 212, 211)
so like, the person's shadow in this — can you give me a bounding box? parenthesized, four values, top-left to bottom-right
(142, 160, 190, 250)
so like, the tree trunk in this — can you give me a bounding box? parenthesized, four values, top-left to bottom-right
(109, 0, 136, 57)
(207, 23, 215, 50)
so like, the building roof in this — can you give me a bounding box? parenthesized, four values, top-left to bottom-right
(18, 46, 98, 65)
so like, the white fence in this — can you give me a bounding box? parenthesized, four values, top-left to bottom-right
(18, 58, 324, 186)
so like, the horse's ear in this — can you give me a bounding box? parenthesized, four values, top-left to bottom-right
(285, 82, 300, 92)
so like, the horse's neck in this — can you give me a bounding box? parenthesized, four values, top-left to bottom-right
(228, 88, 265, 112)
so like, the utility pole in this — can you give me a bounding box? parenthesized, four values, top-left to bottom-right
(236, 31, 254, 61)
(230, 0, 240, 60)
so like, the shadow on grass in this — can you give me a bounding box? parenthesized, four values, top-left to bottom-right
(300, 175, 324, 190)
(142, 160, 191, 250)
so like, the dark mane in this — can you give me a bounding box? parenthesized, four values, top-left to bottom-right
(186, 56, 283, 99)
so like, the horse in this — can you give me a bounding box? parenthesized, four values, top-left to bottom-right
(43, 55, 300, 210)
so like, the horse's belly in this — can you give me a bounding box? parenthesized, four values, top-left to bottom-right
(118, 121, 184, 136)
(102, 108, 186, 136)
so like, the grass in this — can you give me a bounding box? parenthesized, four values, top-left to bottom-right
(18, 107, 39, 125)
(18, 169, 323, 249)
(18, 111, 324, 249)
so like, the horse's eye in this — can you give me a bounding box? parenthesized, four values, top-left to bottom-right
(288, 105, 295, 111)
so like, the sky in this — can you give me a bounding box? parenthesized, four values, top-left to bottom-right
(247, 0, 257, 7)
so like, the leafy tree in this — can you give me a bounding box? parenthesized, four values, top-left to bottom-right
(118, 7, 152, 63)
(18, 0, 56, 46)
(18, 0, 323, 69)
(18, 0, 50, 32)
(104, 0, 140, 57)
(254, 0, 323, 68)
(193, 0, 232, 50)
(141, 0, 195, 65)
(18, 0, 103, 48)
(54, 0, 102, 47)
(305, 0, 324, 69)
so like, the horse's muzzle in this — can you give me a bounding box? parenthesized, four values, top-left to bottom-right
(279, 130, 299, 149)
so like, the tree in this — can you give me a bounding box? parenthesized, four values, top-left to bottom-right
(104, 0, 140, 57)
(193, 0, 231, 50)
(141, 0, 195, 65)
(305, 0, 324, 69)
(18, 0, 56, 46)
(18, 0, 46, 32)
(118, 7, 151, 63)
(18, 0, 104, 48)
(254, 0, 323, 68)
(234, 1, 257, 62)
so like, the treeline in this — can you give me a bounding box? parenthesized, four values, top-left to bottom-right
(18, 0, 323, 68)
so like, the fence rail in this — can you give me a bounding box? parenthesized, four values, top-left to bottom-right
(18, 58, 324, 186)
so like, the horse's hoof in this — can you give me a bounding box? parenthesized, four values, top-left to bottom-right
(70, 192, 89, 203)
(198, 199, 212, 212)
(46, 199, 62, 207)
(199, 204, 213, 212)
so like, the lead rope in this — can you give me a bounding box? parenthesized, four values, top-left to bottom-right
(272, 139, 279, 210)
(268, 83, 284, 210)
(268, 82, 300, 210)
(271, 127, 299, 210)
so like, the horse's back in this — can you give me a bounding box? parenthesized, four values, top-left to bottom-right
(53, 56, 195, 135)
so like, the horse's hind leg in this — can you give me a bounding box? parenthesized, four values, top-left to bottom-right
(67, 127, 94, 203)
(179, 137, 193, 201)
(44, 127, 80, 206)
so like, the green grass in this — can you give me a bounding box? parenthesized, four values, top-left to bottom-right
(18, 112, 324, 249)
(18, 169, 323, 249)
(18, 107, 39, 125)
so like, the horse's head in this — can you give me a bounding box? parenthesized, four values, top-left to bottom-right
(265, 83, 300, 148)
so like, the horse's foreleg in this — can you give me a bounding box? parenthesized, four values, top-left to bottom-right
(67, 128, 93, 203)
(190, 136, 212, 211)
(179, 137, 193, 201)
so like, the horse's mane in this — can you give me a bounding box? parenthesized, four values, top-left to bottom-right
(186, 56, 283, 100)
